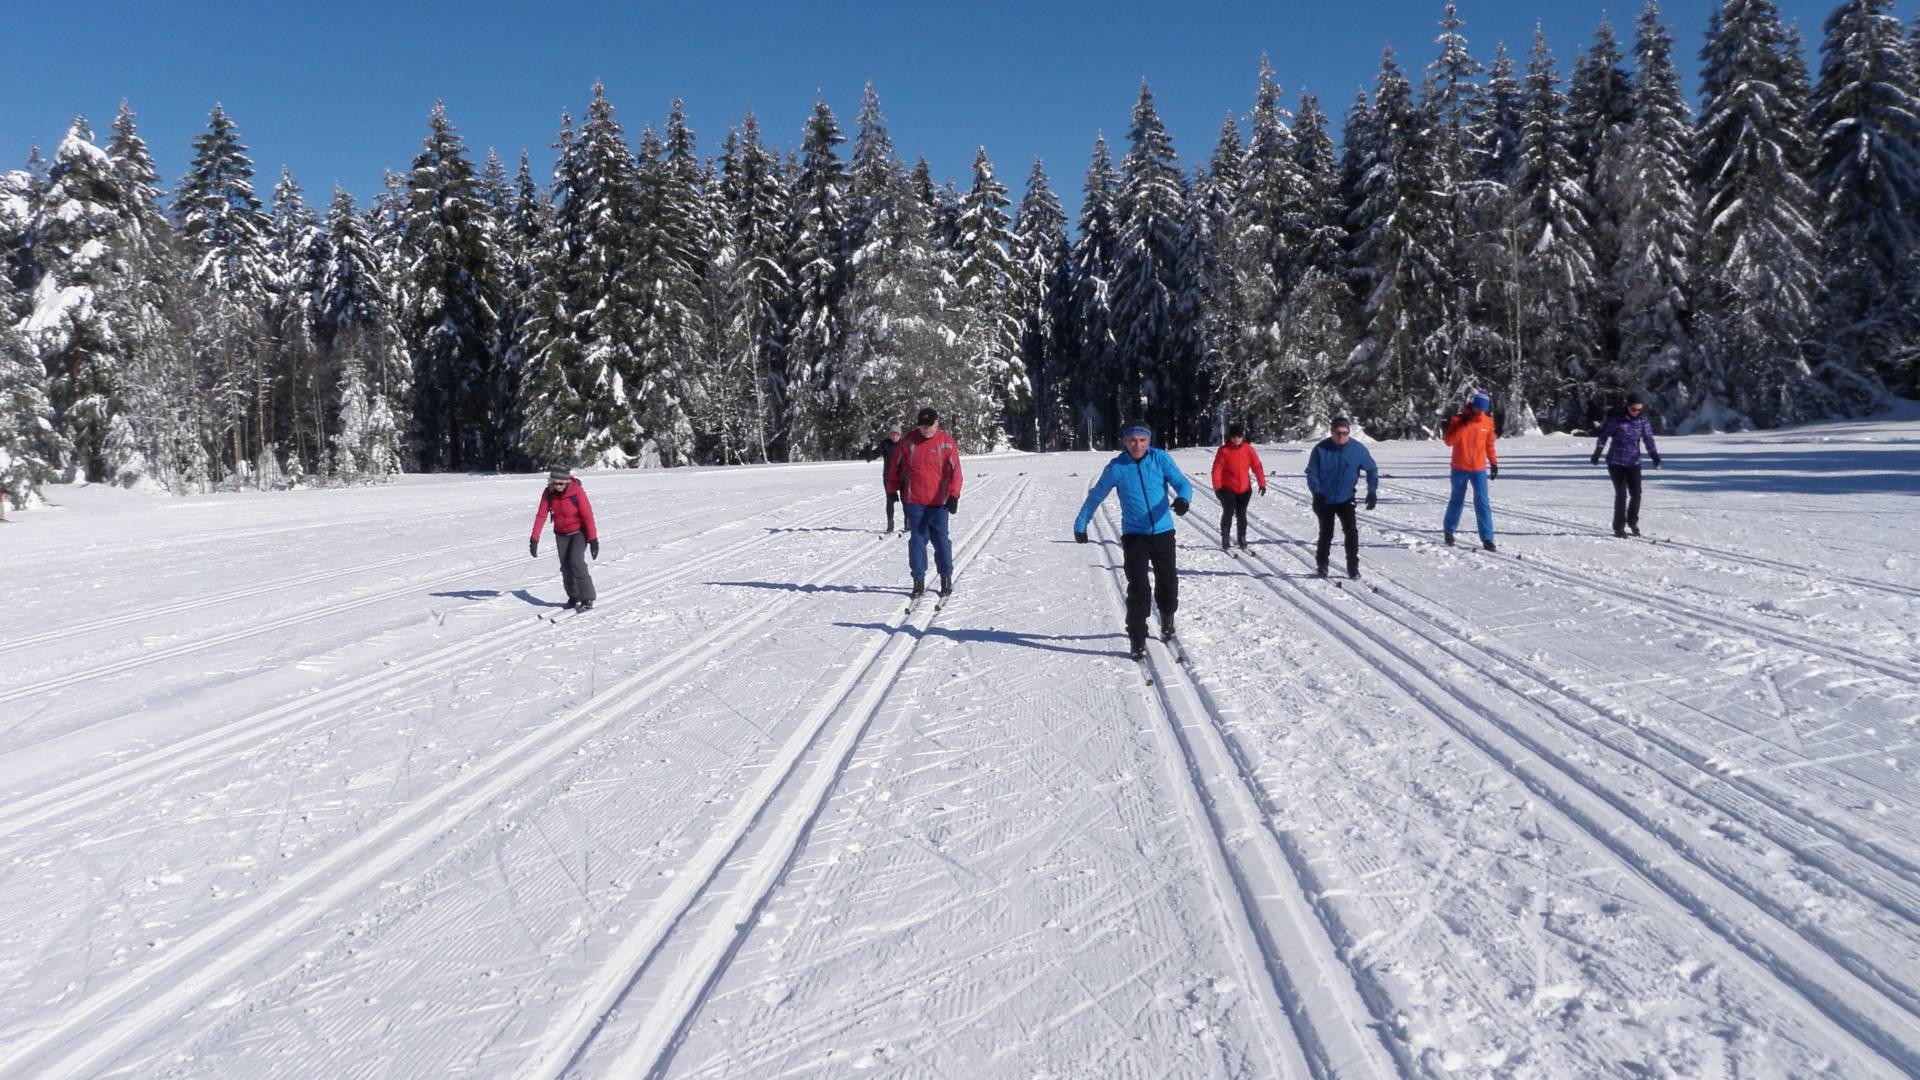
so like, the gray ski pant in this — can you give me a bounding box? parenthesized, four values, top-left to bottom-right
(556, 530, 596, 603)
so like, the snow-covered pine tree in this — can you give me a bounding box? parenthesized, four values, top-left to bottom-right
(1693, 0, 1825, 428)
(1810, 0, 1920, 398)
(717, 114, 792, 462)
(1616, 0, 1697, 416)
(1476, 43, 1526, 184)
(1259, 92, 1355, 436)
(1567, 18, 1637, 403)
(1429, 4, 1487, 186)
(266, 168, 325, 481)
(0, 270, 66, 510)
(1424, 6, 1489, 420)
(521, 107, 613, 468)
(317, 186, 404, 480)
(1069, 134, 1122, 448)
(1112, 81, 1195, 443)
(783, 99, 851, 459)
(839, 136, 971, 450)
(1237, 59, 1306, 436)
(1345, 49, 1454, 437)
(847, 82, 896, 264)
(1188, 117, 1246, 438)
(627, 116, 699, 467)
(1290, 93, 1347, 284)
(25, 118, 124, 482)
(1509, 26, 1599, 431)
(401, 102, 503, 469)
(487, 150, 542, 469)
(953, 147, 1027, 448)
(1009, 158, 1070, 449)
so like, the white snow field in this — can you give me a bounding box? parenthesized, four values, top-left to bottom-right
(1, 411, 1917, 1079)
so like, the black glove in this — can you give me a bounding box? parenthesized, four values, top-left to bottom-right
(1259, 486, 1267, 496)
(946, 496, 959, 514)
(1364, 491, 1377, 511)
(1590, 452, 1601, 465)
(1074, 530, 1088, 544)
(1312, 493, 1326, 512)
(1172, 497, 1189, 516)
(529, 539, 539, 558)
(589, 539, 600, 560)
(1489, 464, 1499, 480)
(1651, 455, 1662, 469)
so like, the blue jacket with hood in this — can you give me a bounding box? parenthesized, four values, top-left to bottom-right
(1075, 447, 1194, 536)
(1303, 437, 1379, 505)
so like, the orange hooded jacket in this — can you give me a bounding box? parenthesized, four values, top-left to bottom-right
(1443, 411, 1498, 472)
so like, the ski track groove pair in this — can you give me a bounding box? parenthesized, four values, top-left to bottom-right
(0, 486, 880, 869)
(1086, 504, 1403, 1080)
(521, 478, 1029, 1080)
(0, 478, 959, 1080)
(1200, 486, 1920, 1075)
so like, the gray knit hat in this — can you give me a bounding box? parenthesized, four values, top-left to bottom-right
(547, 465, 572, 481)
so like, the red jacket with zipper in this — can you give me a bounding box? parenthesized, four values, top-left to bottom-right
(530, 478, 597, 541)
(886, 429, 964, 506)
(1210, 442, 1266, 494)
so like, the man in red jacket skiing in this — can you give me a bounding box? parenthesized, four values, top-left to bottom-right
(887, 406, 964, 600)
(530, 465, 599, 610)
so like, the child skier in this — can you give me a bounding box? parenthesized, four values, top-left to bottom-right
(1442, 391, 1499, 551)
(1073, 421, 1193, 660)
(529, 465, 599, 610)
(867, 424, 905, 534)
(1591, 394, 1662, 537)
(1209, 422, 1266, 551)
(1303, 417, 1379, 579)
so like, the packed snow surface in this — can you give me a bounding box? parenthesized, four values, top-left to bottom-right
(1, 411, 1917, 1078)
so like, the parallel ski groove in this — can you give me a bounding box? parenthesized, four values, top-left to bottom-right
(1082, 505, 1388, 1080)
(525, 479, 1029, 1080)
(1201, 488, 1920, 1075)
(0, 491, 880, 850)
(0, 489, 927, 1080)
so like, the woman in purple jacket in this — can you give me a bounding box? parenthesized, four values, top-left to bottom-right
(1591, 394, 1662, 537)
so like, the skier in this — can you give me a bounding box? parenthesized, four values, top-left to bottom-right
(868, 423, 905, 534)
(1073, 421, 1194, 660)
(1209, 422, 1266, 552)
(529, 465, 599, 611)
(889, 407, 963, 600)
(1303, 417, 1379, 579)
(1442, 390, 1499, 551)
(1591, 393, 1662, 537)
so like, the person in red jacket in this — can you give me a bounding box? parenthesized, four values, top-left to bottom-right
(887, 406, 964, 599)
(1209, 422, 1266, 551)
(529, 465, 599, 610)
(1442, 391, 1499, 551)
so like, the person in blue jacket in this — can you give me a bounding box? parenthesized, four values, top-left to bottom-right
(1074, 421, 1194, 659)
(1303, 416, 1379, 579)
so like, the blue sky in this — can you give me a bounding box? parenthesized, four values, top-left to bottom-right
(4, 0, 1861, 217)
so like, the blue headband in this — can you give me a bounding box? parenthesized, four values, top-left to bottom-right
(1121, 424, 1151, 441)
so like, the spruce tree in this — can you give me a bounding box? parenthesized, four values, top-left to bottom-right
(1810, 0, 1920, 396)
(1010, 158, 1070, 449)
(1112, 81, 1194, 442)
(1616, 0, 1698, 415)
(1190, 117, 1247, 436)
(954, 147, 1026, 446)
(402, 102, 503, 469)
(719, 113, 791, 461)
(0, 270, 66, 509)
(784, 100, 850, 458)
(1069, 133, 1122, 446)
(1694, 0, 1825, 427)
(176, 104, 271, 300)
(1568, 19, 1636, 401)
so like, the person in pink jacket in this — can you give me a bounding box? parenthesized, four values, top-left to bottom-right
(530, 465, 599, 610)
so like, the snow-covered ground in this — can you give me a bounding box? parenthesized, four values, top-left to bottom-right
(2, 410, 1918, 1079)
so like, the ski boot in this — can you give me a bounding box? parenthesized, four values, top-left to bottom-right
(1614, 528, 1629, 538)
(577, 598, 594, 612)
(938, 574, 952, 598)
(910, 577, 926, 599)
(1627, 522, 1640, 536)
(1347, 561, 1361, 580)
(1315, 563, 1329, 578)
(1444, 532, 1456, 546)
(1159, 613, 1175, 643)
(1129, 636, 1147, 661)
(1482, 538, 1497, 552)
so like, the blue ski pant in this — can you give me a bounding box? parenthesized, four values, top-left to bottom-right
(903, 502, 953, 580)
(1444, 468, 1495, 541)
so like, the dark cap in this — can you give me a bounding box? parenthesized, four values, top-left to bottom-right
(547, 465, 572, 481)
(916, 407, 939, 427)
(1626, 392, 1646, 407)
(1331, 416, 1352, 432)
(1226, 422, 1246, 440)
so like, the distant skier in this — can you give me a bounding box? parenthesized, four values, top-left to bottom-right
(1591, 393, 1662, 537)
(1304, 417, 1379, 579)
(1074, 421, 1194, 660)
(529, 465, 599, 611)
(1209, 422, 1266, 551)
(889, 407, 964, 599)
(868, 423, 905, 534)
(1442, 390, 1499, 551)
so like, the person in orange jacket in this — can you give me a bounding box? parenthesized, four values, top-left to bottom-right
(1209, 422, 1266, 552)
(1442, 391, 1498, 551)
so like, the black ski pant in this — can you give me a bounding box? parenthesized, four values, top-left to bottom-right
(1121, 531, 1178, 648)
(556, 529, 596, 603)
(1608, 464, 1643, 532)
(1217, 489, 1252, 546)
(1314, 499, 1359, 570)
(885, 491, 899, 532)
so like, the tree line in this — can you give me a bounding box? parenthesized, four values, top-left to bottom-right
(4, 0, 1917, 509)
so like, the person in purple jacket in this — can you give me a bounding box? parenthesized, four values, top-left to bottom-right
(1591, 394, 1662, 537)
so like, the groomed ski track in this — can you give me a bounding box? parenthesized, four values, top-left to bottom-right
(1, 420, 1916, 1078)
